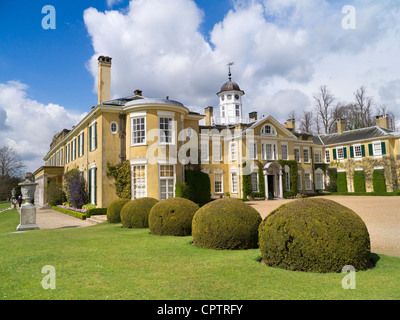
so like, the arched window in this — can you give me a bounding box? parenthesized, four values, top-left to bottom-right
(261, 124, 277, 136)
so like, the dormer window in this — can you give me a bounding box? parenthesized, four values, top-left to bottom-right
(261, 124, 277, 136)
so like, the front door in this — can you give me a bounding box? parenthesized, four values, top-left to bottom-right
(267, 175, 274, 199)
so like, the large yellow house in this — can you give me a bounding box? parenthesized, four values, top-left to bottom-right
(34, 56, 400, 208)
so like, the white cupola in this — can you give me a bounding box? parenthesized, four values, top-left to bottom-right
(216, 63, 245, 125)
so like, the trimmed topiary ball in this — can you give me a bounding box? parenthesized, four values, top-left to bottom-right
(192, 198, 262, 250)
(107, 199, 130, 223)
(259, 198, 371, 273)
(149, 197, 199, 236)
(120, 198, 158, 228)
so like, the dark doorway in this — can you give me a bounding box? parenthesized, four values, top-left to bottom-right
(267, 175, 274, 199)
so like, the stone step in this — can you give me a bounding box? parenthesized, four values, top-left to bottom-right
(86, 215, 107, 225)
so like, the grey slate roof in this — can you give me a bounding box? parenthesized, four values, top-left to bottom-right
(318, 126, 399, 146)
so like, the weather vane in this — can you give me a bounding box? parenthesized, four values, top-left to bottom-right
(227, 62, 234, 81)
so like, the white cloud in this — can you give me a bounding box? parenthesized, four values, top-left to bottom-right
(0, 81, 85, 173)
(83, 0, 400, 126)
(106, 0, 123, 8)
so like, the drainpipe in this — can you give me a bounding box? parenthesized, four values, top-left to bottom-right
(311, 146, 316, 193)
(119, 113, 126, 164)
(347, 144, 352, 192)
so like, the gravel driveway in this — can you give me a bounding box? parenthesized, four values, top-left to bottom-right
(248, 196, 400, 258)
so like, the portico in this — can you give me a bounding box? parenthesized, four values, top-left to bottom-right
(263, 162, 283, 199)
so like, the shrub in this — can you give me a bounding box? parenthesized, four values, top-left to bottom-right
(47, 183, 67, 206)
(64, 169, 88, 209)
(373, 169, 386, 193)
(149, 197, 199, 236)
(86, 208, 107, 217)
(107, 199, 130, 223)
(185, 170, 211, 206)
(326, 168, 338, 192)
(192, 198, 262, 250)
(259, 198, 371, 273)
(120, 198, 158, 229)
(337, 171, 348, 193)
(175, 182, 191, 200)
(107, 161, 131, 199)
(52, 206, 86, 220)
(353, 171, 366, 193)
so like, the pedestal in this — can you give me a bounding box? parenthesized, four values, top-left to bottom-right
(17, 202, 40, 231)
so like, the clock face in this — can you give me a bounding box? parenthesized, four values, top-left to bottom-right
(235, 94, 240, 100)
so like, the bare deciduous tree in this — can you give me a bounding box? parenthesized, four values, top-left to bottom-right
(313, 85, 335, 134)
(0, 146, 25, 200)
(0, 146, 25, 178)
(299, 111, 314, 134)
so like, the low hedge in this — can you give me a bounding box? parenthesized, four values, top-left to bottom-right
(86, 208, 107, 217)
(52, 206, 86, 220)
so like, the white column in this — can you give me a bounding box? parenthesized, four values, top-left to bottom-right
(279, 171, 283, 198)
(264, 173, 269, 200)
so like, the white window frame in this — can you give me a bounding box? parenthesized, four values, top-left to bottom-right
(66, 143, 70, 164)
(230, 141, 237, 162)
(336, 146, 345, 160)
(298, 171, 302, 190)
(131, 116, 147, 146)
(230, 171, 238, 194)
(285, 165, 291, 191)
(314, 149, 323, 164)
(261, 142, 277, 161)
(78, 132, 84, 158)
(281, 143, 288, 160)
(214, 172, 224, 194)
(261, 124, 277, 136)
(303, 147, 310, 163)
(372, 141, 382, 156)
(71, 138, 76, 161)
(304, 171, 312, 191)
(315, 169, 325, 190)
(159, 165, 175, 200)
(132, 165, 147, 199)
(251, 172, 259, 193)
(201, 140, 209, 163)
(110, 121, 118, 135)
(212, 140, 222, 163)
(249, 142, 257, 160)
(158, 115, 175, 145)
(59, 148, 63, 166)
(294, 147, 301, 163)
(325, 149, 330, 163)
(89, 122, 97, 152)
(354, 144, 362, 158)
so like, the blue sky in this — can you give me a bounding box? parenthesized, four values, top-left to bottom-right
(0, 0, 231, 112)
(1, 0, 399, 172)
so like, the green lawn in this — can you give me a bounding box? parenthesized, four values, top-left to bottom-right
(0, 201, 12, 211)
(0, 209, 399, 300)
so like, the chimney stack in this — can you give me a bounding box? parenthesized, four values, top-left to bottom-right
(284, 118, 296, 132)
(205, 106, 214, 126)
(98, 56, 112, 105)
(376, 114, 389, 129)
(249, 112, 258, 122)
(337, 118, 346, 134)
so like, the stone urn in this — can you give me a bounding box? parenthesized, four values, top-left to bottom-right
(17, 172, 40, 231)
